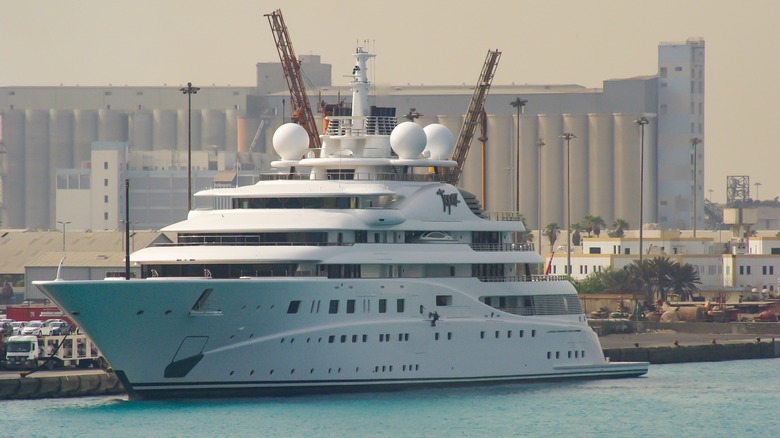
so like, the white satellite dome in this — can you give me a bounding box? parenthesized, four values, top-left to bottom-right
(422, 124, 454, 159)
(390, 122, 427, 159)
(272, 123, 309, 160)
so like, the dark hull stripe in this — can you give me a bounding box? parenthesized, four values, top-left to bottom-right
(124, 368, 648, 399)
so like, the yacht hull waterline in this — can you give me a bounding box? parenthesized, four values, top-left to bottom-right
(34, 46, 646, 399)
(35, 277, 647, 399)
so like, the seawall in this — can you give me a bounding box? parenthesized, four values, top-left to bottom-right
(0, 370, 124, 399)
(604, 340, 780, 364)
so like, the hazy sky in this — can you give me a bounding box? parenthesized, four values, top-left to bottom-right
(1, 0, 778, 202)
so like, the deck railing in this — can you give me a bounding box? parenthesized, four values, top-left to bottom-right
(469, 243, 534, 252)
(478, 275, 568, 283)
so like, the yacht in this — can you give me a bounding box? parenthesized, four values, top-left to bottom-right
(35, 48, 647, 399)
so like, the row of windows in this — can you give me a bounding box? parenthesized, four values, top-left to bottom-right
(278, 332, 410, 345)
(287, 298, 406, 315)
(547, 350, 586, 360)
(480, 329, 536, 339)
(227, 363, 422, 378)
(276, 329, 538, 346)
(738, 265, 775, 276)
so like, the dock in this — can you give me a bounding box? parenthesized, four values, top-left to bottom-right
(0, 369, 124, 399)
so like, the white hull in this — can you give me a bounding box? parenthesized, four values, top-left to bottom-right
(36, 276, 647, 399)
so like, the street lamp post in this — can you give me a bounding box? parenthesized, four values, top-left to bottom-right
(635, 116, 649, 263)
(560, 132, 576, 276)
(510, 98, 527, 212)
(691, 137, 701, 238)
(180, 82, 200, 212)
(57, 220, 71, 253)
(537, 138, 545, 256)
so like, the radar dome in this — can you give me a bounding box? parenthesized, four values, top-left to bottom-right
(423, 124, 454, 159)
(272, 123, 309, 160)
(390, 122, 427, 159)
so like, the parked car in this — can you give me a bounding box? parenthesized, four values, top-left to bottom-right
(0, 321, 12, 336)
(10, 321, 27, 335)
(48, 321, 71, 335)
(20, 320, 44, 336)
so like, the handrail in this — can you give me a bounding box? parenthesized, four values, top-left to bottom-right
(258, 172, 440, 182)
(478, 275, 568, 283)
(469, 243, 534, 252)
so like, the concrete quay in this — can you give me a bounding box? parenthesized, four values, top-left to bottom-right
(596, 320, 780, 364)
(0, 369, 124, 399)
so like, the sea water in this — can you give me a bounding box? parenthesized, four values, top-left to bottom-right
(2, 359, 779, 437)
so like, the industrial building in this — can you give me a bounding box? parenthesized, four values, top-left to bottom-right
(1, 40, 704, 234)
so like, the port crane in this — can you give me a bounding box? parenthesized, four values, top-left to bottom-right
(265, 9, 321, 150)
(442, 49, 501, 186)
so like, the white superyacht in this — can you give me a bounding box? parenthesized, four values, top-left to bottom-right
(35, 48, 647, 399)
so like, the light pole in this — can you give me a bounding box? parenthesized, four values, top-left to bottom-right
(560, 132, 576, 276)
(510, 97, 527, 212)
(537, 138, 545, 256)
(635, 116, 649, 263)
(691, 137, 701, 238)
(180, 82, 200, 212)
(57, 220, 71, 253)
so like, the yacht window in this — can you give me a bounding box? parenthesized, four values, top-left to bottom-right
(329, 300, 339, 314)
(287, 301, 301, 314)
(346, 299, 355, 314)
(436, 295, 452, 306)
(379, 299, 387, 313)
(396, 299, 405, 313)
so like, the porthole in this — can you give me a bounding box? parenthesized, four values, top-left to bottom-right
(230, 371, 234, 376)
(164, 309, 172, 315)
(250, 370, 255, 375)
(270, 369, 274, 375)
(136, 310, 144, 315)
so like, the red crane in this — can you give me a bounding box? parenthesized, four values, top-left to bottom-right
(442, 49, 501, 185)
(264, 9, 321, 149)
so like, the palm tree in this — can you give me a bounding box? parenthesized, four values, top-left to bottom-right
(544, 223, 561, 250)
(570, 222, 583, 247)
(609, 218, 629, 238)
(516, 213, 534, 245)
(670, 262, 701, 301)
(590, 216, 606, 237)
(580, 215, 595, 236)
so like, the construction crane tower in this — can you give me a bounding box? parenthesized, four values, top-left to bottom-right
(265, 9, 322, 150)
(442, 49, 501, 185)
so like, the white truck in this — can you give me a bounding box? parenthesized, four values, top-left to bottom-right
(5, 334, 104, 370)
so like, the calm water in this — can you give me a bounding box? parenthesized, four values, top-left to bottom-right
(3, 359, 779, 437)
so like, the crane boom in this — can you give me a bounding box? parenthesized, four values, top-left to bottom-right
(265, 9, 321, 149)
(442, 49, 501, 185)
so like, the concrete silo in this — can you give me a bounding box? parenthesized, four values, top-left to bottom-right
(74, 109, 98, 168)
(153, 109, 177, 151)
(587, 113, 615, 224)
(642, 114, 658, 224)
(98, 109, 128, 142)
(202, 109, 226, 150)
(485, 114, 513, 212)
(563, 114, 589, 226)
(129, 110, 153, 151)
(178, 109, 203, 151)
(613, 113, 641, 227)
(225, 109, 238, 153)
(516, 114, 539, 226)
(49, 109, 75, 224)
(537, 114, 563, 228)
(1, 110, 26, 228)
(24, 109, 50, 229)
